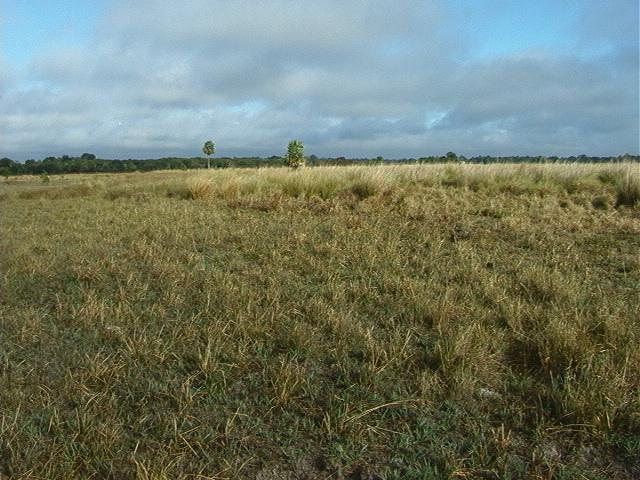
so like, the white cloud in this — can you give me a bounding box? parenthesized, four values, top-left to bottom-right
(1, 0, 638, 159)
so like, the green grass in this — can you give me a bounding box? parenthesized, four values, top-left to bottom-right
(1, 163, 639, 479)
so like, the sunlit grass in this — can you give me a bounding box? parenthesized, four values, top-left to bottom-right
(0, 163, 638, 478)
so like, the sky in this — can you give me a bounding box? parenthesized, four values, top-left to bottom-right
(1, 0, 638, 160)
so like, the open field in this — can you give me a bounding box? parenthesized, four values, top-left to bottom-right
(1, 163, 639, 479)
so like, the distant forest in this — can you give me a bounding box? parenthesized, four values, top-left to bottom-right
(0, 152, 637, 176)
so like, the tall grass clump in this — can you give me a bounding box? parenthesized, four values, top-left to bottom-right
(186, 178, 216, 200)
(154, 162, 640, 206)
(615, 166, 640, 207)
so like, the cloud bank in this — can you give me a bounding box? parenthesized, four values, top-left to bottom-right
(1, 0, 638, 159)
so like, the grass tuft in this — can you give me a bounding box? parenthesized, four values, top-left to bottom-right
(187, 178, 216, 200)
(615, 167, 640, 207)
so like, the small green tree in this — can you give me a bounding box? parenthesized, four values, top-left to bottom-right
(202, 140, 215, 169)
(285, 140, 305, 169)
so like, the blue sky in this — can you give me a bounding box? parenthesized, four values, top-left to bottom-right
(1, 0, 638, 159)
(3, 0, 108, 66)
(454, 1, 577, 58)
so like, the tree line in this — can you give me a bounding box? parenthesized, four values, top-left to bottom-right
(0, 152, 637, 177)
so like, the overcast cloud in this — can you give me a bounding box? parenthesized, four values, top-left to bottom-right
(1, 0, 638, 159)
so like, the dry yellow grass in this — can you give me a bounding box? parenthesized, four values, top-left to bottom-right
(0, 163, 638, 479)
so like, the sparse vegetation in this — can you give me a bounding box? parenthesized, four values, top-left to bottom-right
(0, 154, 636, 176)
(0, 163, 638, 479)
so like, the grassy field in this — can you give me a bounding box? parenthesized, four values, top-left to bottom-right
(1, 163, 639, 479)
